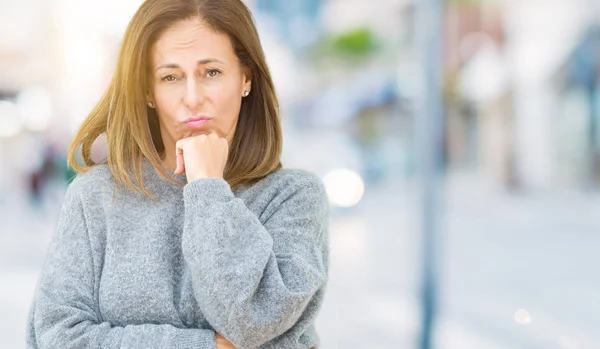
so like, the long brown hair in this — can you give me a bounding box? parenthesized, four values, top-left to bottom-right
(68, 0, 282, 197)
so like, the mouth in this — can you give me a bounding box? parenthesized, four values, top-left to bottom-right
(183, 115, 212, 128)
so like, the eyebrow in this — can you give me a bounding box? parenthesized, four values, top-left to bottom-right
(154, 59, 225, 72)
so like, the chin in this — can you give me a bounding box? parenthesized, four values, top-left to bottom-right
(181, 130, 211, 138)
(193, 131, 211, 136)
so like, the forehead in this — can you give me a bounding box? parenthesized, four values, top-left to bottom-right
(151, 19, 236, 65)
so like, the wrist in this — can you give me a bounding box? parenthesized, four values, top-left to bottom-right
(188, 173, 223, 182)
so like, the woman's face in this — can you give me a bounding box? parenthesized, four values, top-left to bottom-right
(149, 18, 251, 148)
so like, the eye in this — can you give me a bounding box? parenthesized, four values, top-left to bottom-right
(206, 69, 221, 78)
(161, 75, 178, 82)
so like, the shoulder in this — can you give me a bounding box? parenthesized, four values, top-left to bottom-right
(261, 168, 326, 197)
(66, 164, 113, 200)
(248, 168, 329, 218)
(54, 165, 113, 224)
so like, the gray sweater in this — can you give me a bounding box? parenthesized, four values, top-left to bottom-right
(26, 161, 329, 349)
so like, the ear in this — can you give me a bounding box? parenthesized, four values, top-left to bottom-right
(146, 90, 154, 103)
(145, 70, 156, 101)
(241, 66, 252, 93)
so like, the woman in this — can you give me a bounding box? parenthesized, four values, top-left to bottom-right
(26, 0, 329, 348)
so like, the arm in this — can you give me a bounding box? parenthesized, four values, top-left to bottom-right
(181, 173, 329, 349)
(26, 179, 217, 349)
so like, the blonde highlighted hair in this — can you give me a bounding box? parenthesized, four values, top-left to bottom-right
(68, 0, 282, 196)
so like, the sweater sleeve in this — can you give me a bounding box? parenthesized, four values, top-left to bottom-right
(26, 179, 217, 349)
(181, 173, 329, 349)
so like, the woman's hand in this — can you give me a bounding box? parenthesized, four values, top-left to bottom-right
(174, 133, 229, 182)
(216, 333, 238, 349)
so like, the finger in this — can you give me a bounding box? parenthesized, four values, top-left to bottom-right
(174, 141, 185, 175)
(222, 138, 229, 163)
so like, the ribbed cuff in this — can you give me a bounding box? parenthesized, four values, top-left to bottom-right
(184, 178, 234, 207)
(175, 329, 217, 349)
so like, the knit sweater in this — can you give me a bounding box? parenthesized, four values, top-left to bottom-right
(26, 160, 329, 349)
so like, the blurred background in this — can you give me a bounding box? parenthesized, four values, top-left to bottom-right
(1, 0, 600, 348)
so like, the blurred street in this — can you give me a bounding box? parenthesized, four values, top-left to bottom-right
(3, 0, 600, 347)
(2, 171, 599, 349)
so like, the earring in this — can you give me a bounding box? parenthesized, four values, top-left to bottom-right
(148, 102, 154, 108)
(243, 90, 250, 97)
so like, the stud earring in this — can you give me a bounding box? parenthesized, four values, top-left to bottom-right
(243, 90, 250, 97)
(148, 102, 154, 108)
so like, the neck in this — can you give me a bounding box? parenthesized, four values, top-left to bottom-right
(160, 127, 177, 171)
(162, 153, 176, 172)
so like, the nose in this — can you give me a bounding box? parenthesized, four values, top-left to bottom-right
(183, 76, 205, 112)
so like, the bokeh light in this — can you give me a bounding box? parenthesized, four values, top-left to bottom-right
(323, 168, 365, 207)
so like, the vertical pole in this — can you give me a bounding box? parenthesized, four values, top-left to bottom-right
(414, 0, 444, 348)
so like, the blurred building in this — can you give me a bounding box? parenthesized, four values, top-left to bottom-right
(555, 26, 600, 187)
(442, 0, 600, 192)
(254, 0, 323, 54)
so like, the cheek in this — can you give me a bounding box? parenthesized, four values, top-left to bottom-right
(154, 86, 180, 121)
(209, 84, 242, 122)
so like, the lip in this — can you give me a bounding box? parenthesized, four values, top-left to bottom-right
(183, 115, 212, 128)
